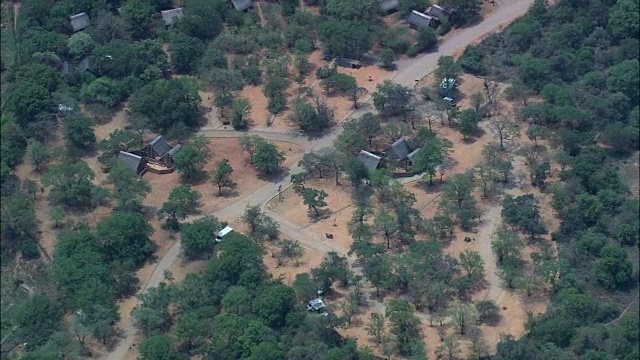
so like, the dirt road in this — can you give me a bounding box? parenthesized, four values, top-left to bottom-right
(394, 0, 535, 87)
(104, 0, 534, 356)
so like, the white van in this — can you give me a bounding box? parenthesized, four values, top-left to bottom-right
(215, 226, 233, 243)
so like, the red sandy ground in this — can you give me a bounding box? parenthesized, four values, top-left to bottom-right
(262, 73, 556, 357)
(139, 137, 303, 215)
(241, 50, 394, 131)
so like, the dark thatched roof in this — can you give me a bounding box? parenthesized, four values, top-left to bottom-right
(389, 137, 411, 160)
(149, 135, 171, 157)
(167, 144, 182, 156)
(379, 0, 399, 12)
(161, 8, 183, 25)
(357, 150, 382, 172)
(70, 13, 90, 32)
(231, 0, 253, 11)
(118, 151, 143, 173)
(427, 4, 451, 21)
(406, 148, 421, 163)
(407, 10, 436, 28)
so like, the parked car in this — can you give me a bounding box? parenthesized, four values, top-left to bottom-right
(215, 226, 233, 243)
(307, 298, 327, 312)
(443, 96, 456, 106)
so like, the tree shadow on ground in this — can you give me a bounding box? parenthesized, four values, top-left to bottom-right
(415, 179, 445, 194)
(306, 207, 332, 223)
(257, 166, 291, 183)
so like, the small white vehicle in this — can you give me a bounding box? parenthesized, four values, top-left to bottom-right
(307, 298, 327, 312)
(215, 226, 233, 243)
(443, 96, 456, 106)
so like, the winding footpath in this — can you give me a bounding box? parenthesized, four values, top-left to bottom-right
(105, 0, 535, 357)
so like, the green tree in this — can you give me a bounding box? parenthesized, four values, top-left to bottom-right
(459, 249, 485, 280)
(416, 26, 437, 53)
(595, 244, 633, 289)
(48, 205, 66, 228)
(340, 292, 361, 324)
(239, 135, 265, 164)
(262, 75, 288, 114)
(502, 194, 547, 239)
(476, 300, 500, 325)
(301, 188, 328, 217)
(345, 113, 381, 148)
(129, 78, 203, 133)
(181, 216, 222, 259)
(64, 113, 96, 153)
(372, 80, 414, 117)
(253, 141, 285, 176)
(170, 33, 205, 74)
(318, 18, 374, 58)
(26, 140, 49, 172)
(441, 173, 475, 210)
(440, 0, 481, 25)
(335, 128, 368, 156)
(68, 32, 95, 59)
(98, 129, 142, 166)
(346, 87, 368, 109)
(448, 300, 477, 335)
(386, 299, 422, 355)
(411, 135, 453, 184)
(173, 142, 207, 180)
(275, 239, 305, 266)
(399, 0, 428, 15)
(182, 0, 225, 40)
(104, 162, 151, 211)
(365, 313, 386, 344)
(12, 294, 63, 348)
(253, 284, 296, 329)
(457, 108, 481, 139)
(504, 78, 532, 106)
(42, 161, 97, 209)
(138, 334, 185, 360)
(322, 73, 357, 94)
(211, 158, 234, 196)
(1, 192, 38, 258)
(491, 225, 524, 264)
(292, 273, 317, 303)
(374, 208, 398, 249)
(231, 97, 252, 129)
(158, 185, 202, 230)
(434, 55, 461, 86)
(379, 48, 396, 71)
(488, 116, 519, 150)
(122, 0, 155, 40)
(5, 80, 54, 126)
(289, 98, 334, 132)
(97, 211, 154, 266)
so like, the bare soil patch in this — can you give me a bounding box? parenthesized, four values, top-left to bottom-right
(266, 178, 354, 229)
(142, 138, 304, 216)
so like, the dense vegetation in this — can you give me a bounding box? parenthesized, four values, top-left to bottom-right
(1, 0, 638, 357)
(456, 0, 639, 357)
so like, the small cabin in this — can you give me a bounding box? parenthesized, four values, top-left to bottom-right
(161, 8, 183, 26)
(307, 298, 327, 312)
(118, 151, 147, 175)
(407, 10, 439, 29)
(231, 0, 253, 11)
(215, 226, 234, 243)
(379, 0, 399, 14)
(427, 4, 452, 23)
(70, 12, 90, 32)
(357, 150, 382, 172)
(336, 58, 362, 69)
